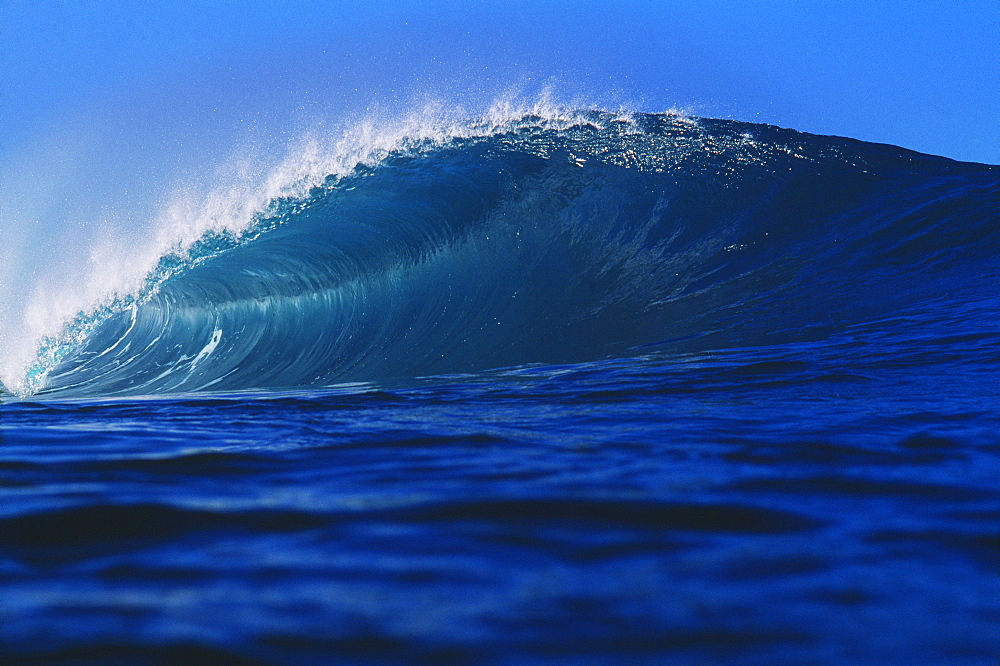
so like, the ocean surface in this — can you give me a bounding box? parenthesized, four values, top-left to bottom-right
(2, 110, 998, 662)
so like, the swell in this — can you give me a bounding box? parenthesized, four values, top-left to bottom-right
(15, 112, 1000, 398)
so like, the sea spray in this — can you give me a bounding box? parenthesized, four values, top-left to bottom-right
(5, 104, 996, 399)
(0, 97, 640, 396)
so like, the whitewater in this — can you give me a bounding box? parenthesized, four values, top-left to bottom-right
(3, 103, 995, 399)
(0, 100, 628, 396)
(1, 103, 998, 662)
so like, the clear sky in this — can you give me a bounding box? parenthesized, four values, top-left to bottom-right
(2, 0, 997, 166)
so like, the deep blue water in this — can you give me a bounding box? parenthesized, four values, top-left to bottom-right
(2, 112, 999, 662)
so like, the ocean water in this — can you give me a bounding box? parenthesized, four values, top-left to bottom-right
(1, 110, 998, 662)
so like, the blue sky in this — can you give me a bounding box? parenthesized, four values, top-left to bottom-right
(2, 0, 997, 167)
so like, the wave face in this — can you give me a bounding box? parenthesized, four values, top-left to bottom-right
(11, 111, 1000, 398)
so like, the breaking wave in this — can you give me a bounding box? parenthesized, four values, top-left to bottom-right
(2, 107, 997, 398)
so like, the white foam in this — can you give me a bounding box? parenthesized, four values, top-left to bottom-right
(0, 93, 640, 397)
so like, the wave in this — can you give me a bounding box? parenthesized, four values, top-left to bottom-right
(3, 108, 998, 398)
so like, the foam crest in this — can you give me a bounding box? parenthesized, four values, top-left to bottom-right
(0, 95, 629, 397)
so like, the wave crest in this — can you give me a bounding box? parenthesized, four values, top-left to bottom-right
(4, 106, 997, 398)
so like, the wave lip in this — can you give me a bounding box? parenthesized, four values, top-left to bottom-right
(8, 109, 999, 398)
